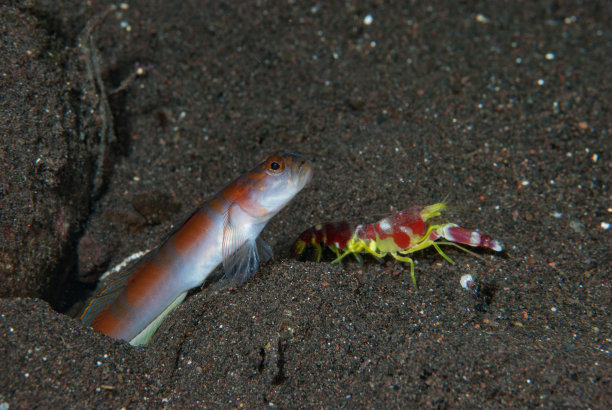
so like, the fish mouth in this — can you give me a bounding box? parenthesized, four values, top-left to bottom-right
(294, 158, 314, 188)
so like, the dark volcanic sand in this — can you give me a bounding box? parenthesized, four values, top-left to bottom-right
(1, 1, 610, 407)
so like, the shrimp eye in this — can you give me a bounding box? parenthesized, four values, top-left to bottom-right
(265, 155, 285, 173)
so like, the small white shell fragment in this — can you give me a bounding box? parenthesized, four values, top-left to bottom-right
(460, 274, 474, 289)
(475, 13, 490, 23)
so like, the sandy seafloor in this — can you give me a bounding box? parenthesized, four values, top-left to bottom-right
(0, 0, 610, 407)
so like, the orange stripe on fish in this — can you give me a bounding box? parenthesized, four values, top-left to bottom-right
(171, 210, 213, 253)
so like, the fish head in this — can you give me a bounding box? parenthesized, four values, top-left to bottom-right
(230, 152, 313, 219)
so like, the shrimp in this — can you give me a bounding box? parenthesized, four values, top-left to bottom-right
(81, 152, 313, 345)
(292, 202, 502, 286)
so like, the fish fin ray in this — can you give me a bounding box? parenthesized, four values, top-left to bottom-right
(220, 210, 261, 287)
(80, 269, 132, 326)
(256, 237, 273, 263)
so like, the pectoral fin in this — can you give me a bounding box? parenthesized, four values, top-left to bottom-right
(257, 237, 273, 263)
(220, 211, 267, 287)
(222, 238, 262, 287)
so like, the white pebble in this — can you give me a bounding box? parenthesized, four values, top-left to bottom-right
(475, 13, 490, 24)
(460, 274, 474, 289)
(564, 16, 577, 24)
(363, 14, 373, 25)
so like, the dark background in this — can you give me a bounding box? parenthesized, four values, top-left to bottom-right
(1, 1, 609, 407)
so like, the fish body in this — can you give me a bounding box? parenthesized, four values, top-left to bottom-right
(81, 152, 313, 345)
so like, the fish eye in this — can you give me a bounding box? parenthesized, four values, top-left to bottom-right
(265, 155, 285, 173)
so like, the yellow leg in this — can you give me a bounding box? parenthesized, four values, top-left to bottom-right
(328, 244, 361, 265)
(314, 243, 322, 263)
(293, 240, 306, 257)
(329, 245, 341, 259)
(332, 248, 356, 263)
(432, 242, 455, 264)
(400, 238, 435, 254)
(332, 242, 371, 265)
(362, 246, 385, 262)
(390, 252, 417, 286)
